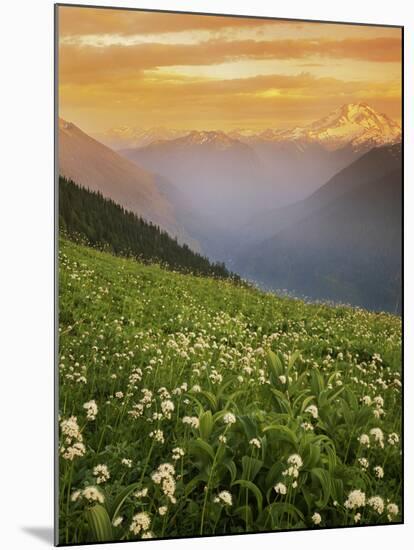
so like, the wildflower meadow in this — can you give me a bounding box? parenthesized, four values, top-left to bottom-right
(58, 239, 402, 544)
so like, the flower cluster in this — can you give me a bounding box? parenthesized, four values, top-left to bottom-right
(214, 490, 233, 506)
(60, 416, 86, 461)
(93, 464, 110, 484)
(83, 400, 98, 421)
(344, 489, 366, 510)
(151, 463, 177, 504)
(130, 512, 151, 536)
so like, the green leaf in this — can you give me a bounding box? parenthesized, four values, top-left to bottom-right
(199, 390, 219, 411)
(300, 439, 321, 470)
(237, 414, 258, 441)
(199, 410, 213, 441)
(232, 479, 263, 513)
(310, 370, 325, 396)
(311, 467, 332, 508)
(262, 502, 305, 528)
(298, 394, 317, 414)
(234, 504, 253, 527)
(184, 472, 208, 496)
(263, 424, 297, 447)
(241, 455, 263, 482)
(185, 473, 208, 495)
(85, 504, 113, 542)
(287, 350, 300, 373)
(222, 457, 238, 484)
(266, 350, 284, 381)
(108, 482, 140, 522)
(270, 389, 292, 414)
(189, 438, 215, 461)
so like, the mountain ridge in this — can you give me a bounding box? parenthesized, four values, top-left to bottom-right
(97, 103, 400, 151)
(232, 143, 402, 312)
(58, 118, 197, 249)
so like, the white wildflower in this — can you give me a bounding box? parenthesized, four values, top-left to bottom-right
(172, 447, 185, 460)
(161, 399, 175, 419)
(82, 486, 105, 504)
(93, 464, 110, 484)
(149, 429, 165, 444)
(83, 400, 98, 421)
(358, 434, 370, 447)
(113, 516, 123, 527)
(344, 489, 366, 510)
(370, 428, 385, 448)
(134, 487, 149, 499)
(312, 512, 322, 525)
(223, 412, 236, 425)
(287, 454, 303, 468)
(388, 432, 399, 446)
(305, 405, 318, 419)
(182, 416, 199, 429)
(130, 512, 151, 535)
(214, 490, 232, 506)
(387, 503, 399, 521)
(367, 496, 384, 514)
(71, 489, 81, 502)
(301, 422, 314, 431)
(274, 482, 287, 495)
(358, 458, 369, 471)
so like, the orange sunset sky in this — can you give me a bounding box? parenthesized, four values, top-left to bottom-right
(57, 5, 402, 134)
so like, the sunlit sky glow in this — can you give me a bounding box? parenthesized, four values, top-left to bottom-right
(58, 6, 402, 133)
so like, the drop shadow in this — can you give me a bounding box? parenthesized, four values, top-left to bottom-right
(22, 526, 54, 544)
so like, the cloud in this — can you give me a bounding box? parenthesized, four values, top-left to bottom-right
(59, 68, 401, 131)
(57, 7, 401, 132)
(58, 6, 289, 37)
(59, 35, 401, 86)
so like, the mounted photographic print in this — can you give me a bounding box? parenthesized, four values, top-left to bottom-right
(55, 3, 403, 545)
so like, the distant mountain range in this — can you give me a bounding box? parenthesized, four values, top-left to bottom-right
(120, 129, 273, 231)
(119, 103, 401, 223)
(93, 126, 188, 150)
(232, 144, 402, 313)
(98, 102, 400, 152)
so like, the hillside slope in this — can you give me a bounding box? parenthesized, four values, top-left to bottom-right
(235, 146, 402, 313)
(59, 177, 236, 280)
(58, 238, 402, 543)
(240, 144, 401, 245)
(58, 118, 195, 247)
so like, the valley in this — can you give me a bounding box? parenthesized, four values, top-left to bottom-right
(60, 102, 402, 313)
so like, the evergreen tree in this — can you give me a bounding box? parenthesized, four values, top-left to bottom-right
(59, 176, 240, 281)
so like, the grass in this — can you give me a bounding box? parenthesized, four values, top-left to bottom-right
(58, 238, 402, 544)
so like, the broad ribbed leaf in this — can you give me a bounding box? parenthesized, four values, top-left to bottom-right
(232, 479, 263, 513)
(85, 504, 113, 542)
(241, 455, 263, 482)
(199, 410, 213, 441)
(189, 438, 215, 461)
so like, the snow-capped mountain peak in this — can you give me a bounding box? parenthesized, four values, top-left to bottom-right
(181, 130, 240, 149)
(293, 103, 401, 150)
(240, 103, 401, 151)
